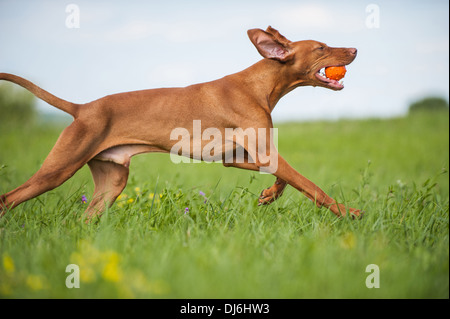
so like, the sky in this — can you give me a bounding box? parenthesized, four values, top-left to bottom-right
(0, 0, 448, 122)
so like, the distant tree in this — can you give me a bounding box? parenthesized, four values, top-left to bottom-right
(409, 96, 449, 113)
(0, 83, 37, 127)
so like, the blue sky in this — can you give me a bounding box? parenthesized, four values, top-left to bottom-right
(0, 0, 448, 121)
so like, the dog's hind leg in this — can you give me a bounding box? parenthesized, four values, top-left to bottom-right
(84, 159, 129, 221)
(0, 122, 101, 216)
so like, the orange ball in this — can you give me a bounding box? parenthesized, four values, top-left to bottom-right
(325, 66, 346, 81)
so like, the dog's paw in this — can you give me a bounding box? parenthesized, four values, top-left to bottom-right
(258, 188, 274, 206)
(258, 187, 284, 206)
(258, 178, 288, 206)
(348, 207, 364, 219)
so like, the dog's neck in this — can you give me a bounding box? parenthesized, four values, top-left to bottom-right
(226, 59, 307, 113)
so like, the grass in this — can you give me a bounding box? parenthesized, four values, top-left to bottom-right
(0, 111, 448, 298)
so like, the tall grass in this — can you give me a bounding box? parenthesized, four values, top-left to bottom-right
(0, 112, 448, 298)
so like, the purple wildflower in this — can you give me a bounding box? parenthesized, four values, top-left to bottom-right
(199, 190, 208, 203)
(81, 195, 87, 204)
(185, 207, 189, 214)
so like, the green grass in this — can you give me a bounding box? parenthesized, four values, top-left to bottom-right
(0, 112, 448, 298)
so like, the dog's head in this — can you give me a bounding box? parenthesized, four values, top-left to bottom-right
(247, 26, 357, 91)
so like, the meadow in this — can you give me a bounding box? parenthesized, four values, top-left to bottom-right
(0, 111, 448, 299)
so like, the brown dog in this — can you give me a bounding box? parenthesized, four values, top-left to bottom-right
(0, 26, 360, 220)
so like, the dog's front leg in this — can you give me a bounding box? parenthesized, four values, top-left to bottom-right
(221, 127, 288, 206)
(238, 128, 361, 218)
(273, 154, 361, 218)
(222, 157, 287, 205)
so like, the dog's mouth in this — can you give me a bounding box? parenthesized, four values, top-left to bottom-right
(315, 65, 346, 90)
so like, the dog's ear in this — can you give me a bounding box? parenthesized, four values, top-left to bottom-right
(265, 26, 292, 47)
(247, 27, 293, 62)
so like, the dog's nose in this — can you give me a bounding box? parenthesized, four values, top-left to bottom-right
(349, 48, 357, 56)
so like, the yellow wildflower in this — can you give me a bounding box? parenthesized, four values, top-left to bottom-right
(26, 275, 46, 291)
(2, 254, 15, 274)
(102, 251, 122, 282)
(340, 232, 356, 249)
(81, 266, 96, 283)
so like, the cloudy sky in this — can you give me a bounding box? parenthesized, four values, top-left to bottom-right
(0, 0, 448, 121)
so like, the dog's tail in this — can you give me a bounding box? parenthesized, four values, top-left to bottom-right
(0, 73, 79, 117)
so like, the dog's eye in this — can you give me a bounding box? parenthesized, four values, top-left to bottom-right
(317, 46, 324, 51)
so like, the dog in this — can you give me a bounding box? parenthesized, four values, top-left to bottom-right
(0, 26, 360, 220)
